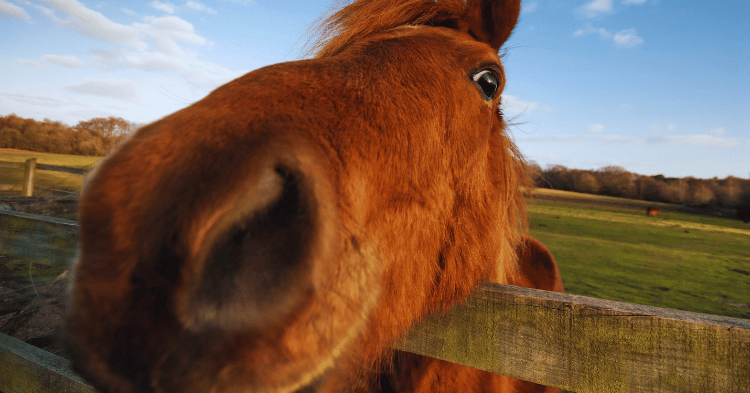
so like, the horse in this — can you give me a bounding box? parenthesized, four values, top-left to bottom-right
(65, 0, 564, 392)
(646, 207, 660, 217)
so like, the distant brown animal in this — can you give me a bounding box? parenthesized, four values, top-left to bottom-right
(65, 1, 563, 392)
(647, 207, 661, 217)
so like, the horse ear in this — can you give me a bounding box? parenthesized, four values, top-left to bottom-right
(459, 0, 522, 51)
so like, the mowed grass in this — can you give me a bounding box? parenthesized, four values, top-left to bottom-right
(0, 148, 99, 195)
(528, 188, 750, 320)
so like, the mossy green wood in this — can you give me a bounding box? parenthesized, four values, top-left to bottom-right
(0, 333, 97, 393)
(395, 282, 750, 393)
(0, 211, 78, 282)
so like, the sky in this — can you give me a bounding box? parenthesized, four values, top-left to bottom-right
(1, 0, 748, 179)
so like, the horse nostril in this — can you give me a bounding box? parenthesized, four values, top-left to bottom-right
(180, 167, 318, 333)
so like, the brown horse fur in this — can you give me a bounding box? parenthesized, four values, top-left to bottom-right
(646, 207, 660, 217)
(507, 237, 565, 293)
(65, 0, 562, 392)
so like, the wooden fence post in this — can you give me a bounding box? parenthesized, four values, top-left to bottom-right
(21, 158, 37, 197)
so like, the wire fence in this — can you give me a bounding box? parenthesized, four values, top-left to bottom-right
(0, 210, 77, 358)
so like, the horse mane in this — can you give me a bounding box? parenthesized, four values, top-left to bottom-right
(311, 0, 530, 284)
(493, 126, 530, 284)
(310, 0, 468, 58)
(309, 0, 532, 282)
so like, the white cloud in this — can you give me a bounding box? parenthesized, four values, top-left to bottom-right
(502, 94, 540, 117)
(219, 0, 254, 4)
(120, 8, 137, 16)
(650, 123, 677, 133)
(523, 1, 538, 14)
(185, 0, 217, 14)
(35, 0, 147, 49)
(1, 0, 32, 22)
(32, 0, 238, 89)
(574, 24, 611, 39)
(89, 49, 240, 89)
(654, 134, 738, 148)
(613, 29, 644, 48)
(708, 127, 726, 136)
(588, 124, 606, 133)
(42, 54, 85, 67)
(577, 0, 612, 19)
(520, 133, 740, 148)
(64, 78, 139, 101)
(520, 135, 631, 144)
(149, 1, 175, 14)
(577, 25, 643, 48)
(18, 58, 43, 68)
(2, 92, 64, 107)
(28, 3, 66, 24)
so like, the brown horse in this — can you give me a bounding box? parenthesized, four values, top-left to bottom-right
(646, 207, 660, 217)
(65, 0, 563, 392)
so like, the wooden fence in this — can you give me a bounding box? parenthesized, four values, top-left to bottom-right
(0, 159, 87, 197)
(1, 209, 749, 393)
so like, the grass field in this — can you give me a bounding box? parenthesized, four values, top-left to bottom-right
(0, 148, 98, 195)
(2, 149, 748, 320)
(528, 188, 750, 320)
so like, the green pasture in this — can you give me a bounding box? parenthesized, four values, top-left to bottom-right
(0, 213, 77, 283)
(528, 188, 750, 320)
(0, 149, 98, 195)
(1, 149, 748, 321)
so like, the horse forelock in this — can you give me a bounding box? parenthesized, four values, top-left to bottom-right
(311, 0, 469, 58)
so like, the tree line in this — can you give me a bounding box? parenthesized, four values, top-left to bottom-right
(529, 163, 750, 214)
(0, 114, 141, 156)
(2, 114, 748, 220)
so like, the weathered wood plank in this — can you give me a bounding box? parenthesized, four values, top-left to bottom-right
(0, 161, 25, 169)
(395, 282, 750, 392)
(0, 333, 97, 393)
(21, 159, 37, 197)
(2, 210, 749, 392)
(0, 209, 78, 227)
(0, 161, 85, 175)
(35, 164, 87, 176)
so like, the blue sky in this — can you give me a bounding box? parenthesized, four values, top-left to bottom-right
(1, 0, 748, 179)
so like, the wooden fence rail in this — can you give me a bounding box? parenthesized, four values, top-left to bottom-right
(0, 333, 96, 393)
(0, 159, 87, 197)
(396, 282, 750, 392)
(1, 210, 749, 392)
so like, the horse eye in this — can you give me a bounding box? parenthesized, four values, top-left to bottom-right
(472, 70, 500, 100)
